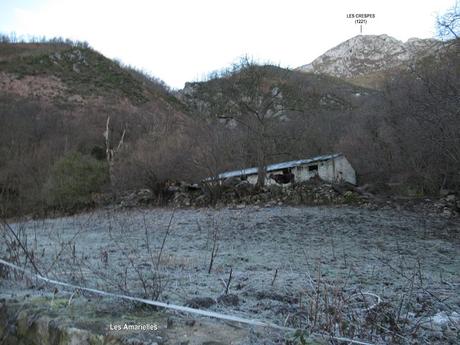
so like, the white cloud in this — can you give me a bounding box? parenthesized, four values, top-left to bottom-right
(1, 0, 455, 88)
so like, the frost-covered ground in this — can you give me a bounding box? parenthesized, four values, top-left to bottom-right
(1, 205, 459, 344)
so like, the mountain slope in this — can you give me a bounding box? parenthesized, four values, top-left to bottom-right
(0, 41, 184, 108)
(177, 64, 385, 177)
(296, 34, 444, 89)
(0, 41, 190, 215)
(180, 65, 381, 121)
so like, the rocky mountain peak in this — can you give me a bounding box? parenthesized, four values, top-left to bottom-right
(297, 34, 443, 81)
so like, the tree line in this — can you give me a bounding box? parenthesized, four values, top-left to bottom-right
(0, 6, 458, 216)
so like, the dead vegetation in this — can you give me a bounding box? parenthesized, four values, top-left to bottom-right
(1, 36, 459, 218)
(1, 206, 459, 344)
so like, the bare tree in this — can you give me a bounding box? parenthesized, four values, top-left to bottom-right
(195, 58, 293, 187)
(103, 115, 126, 189)
(437, 0, 460, 40)
(382, 42, 460, 192)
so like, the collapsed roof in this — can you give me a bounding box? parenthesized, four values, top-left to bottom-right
(214, 153, 343, 180)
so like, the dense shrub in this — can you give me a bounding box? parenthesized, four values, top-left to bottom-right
(44, 152, 109, 211)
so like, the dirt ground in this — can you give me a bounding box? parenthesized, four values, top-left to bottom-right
(1, 205, 459, 344)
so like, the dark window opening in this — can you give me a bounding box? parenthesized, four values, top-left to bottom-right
(308, 165, 318, 172)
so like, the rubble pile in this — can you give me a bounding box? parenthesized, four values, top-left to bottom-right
(108, 178, 460, 218)
(113, 178, 364, 209)
(399, 193, 460, 217)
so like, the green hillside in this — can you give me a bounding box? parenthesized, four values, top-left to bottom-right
(0, 41, 182, 107)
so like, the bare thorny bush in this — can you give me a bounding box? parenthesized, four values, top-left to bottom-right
(0, 211, 174, 306)
(281, 255, 382, 342)
(281, 243, 459, 345)
(68, 210, 175, 302)
(1, 210, 458, 344)
(0, 214, 94, 283)
(1, 220, 35, 280)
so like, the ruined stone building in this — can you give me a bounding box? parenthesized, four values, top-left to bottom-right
(214, 153, 356, 186)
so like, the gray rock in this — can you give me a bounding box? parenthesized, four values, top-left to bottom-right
(217, 294, 240, 306)
(445, 194, 456, 202)
(185, 319, 196, 327)
(185, 297, 215, 308)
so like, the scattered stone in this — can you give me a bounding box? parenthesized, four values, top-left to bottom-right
(185, 319, 196, 327)
(442, 208, 452, 217)
(148, 177, 361, 208)
(217, 294, 240, 306)
(185, 297, 216, 309)
(65, 327, 94, 345)
(431, 311, 460, 327)
(445, 194, 456, 202)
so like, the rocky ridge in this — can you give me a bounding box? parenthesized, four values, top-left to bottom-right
(297, 34, 444, 88)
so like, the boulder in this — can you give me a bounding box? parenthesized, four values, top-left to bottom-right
(217, 294, 240, 306)
(185, 297, 216, 309)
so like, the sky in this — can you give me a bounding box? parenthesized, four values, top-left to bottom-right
(0, 0, 455, 89)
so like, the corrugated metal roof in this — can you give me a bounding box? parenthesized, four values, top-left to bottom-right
(215, 153, 342, 180)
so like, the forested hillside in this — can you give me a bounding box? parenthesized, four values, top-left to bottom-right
(0, 37, 190, 215)
(0, 32, 459, 216)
